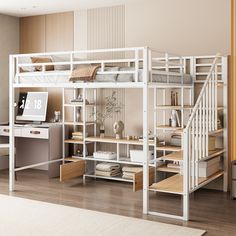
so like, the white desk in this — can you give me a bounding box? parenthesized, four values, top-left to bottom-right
(0, 144, 9, 148)
(0, 123, 62, 177)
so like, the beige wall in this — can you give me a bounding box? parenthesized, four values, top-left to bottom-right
(125, 0, 230, 56)
(0, 14, 19, 122)
(20, 12, 74, 120)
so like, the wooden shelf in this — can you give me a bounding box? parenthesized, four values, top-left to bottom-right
(157, 164, 180, 173)
(64, 139, 84, 144)
(64, 103, 95, 107)
(209, 128, 224, 135)
(156, 145, 182, 152)
(85, 136, 155, 146)
(154, 149, 224, 165)
(64, 121, 95, 126)
(201, 148, 225, 161)
(84, 174, 134, 183)
(149, 171, 224, 195)
(64, 157, 82, 162)
(84, 156, 155, 166)
(156, 125, 183, 133)
(159, 151, 183, 162)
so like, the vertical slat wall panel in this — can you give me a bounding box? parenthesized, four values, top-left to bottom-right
(20, 16, 46, 53)
(45, 12, 74, 121)
(87, 6, 126, 152)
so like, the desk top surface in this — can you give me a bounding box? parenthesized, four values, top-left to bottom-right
(0, 144, 9, 148)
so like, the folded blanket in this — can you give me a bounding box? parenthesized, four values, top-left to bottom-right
(95, 169, 121, 177)
(70, 65, 99, 82)
(96, 162, 121, 172)
(122, 166, 143, 173)
(122, 172, 135, 180)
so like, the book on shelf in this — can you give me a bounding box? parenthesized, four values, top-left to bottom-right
(167, 163, 180, 169)
(72, 132, 88, 140)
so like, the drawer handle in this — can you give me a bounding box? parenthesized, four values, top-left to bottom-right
(30, 131, 41, 135)
(3, 129, 10, 133)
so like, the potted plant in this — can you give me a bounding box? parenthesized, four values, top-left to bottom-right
(91, 91, 123, 137)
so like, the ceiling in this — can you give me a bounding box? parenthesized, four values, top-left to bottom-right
(0, 0, 133, 17)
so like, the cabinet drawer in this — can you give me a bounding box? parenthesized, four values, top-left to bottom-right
(133, 167, 155, 192)
(60, 160, 85, 182)
(21, 128, 49, 139)
(0, 126, 21, 137)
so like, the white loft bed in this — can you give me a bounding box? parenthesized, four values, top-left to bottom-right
(8, 47, 228, 221)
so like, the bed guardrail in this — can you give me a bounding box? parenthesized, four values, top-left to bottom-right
(12, 47, 185, 85)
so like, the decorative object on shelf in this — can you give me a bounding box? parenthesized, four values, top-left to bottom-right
(71, 94, 89, 105)
(71, 131, 88, 140)
(130, 150, 154, 163)
(53, 111, 61, 122)
(99, 124, 105, 138)
(93, 151, 117, 160)
(126, 136, 133, 140)
(76, 107, 81, 122)
(90, 91, 123, 138)
(167, 162, 181, 170)
(95, 162, 121, 177)
(170, 110, 180, 127)
(171, 91, 178, 106)
(73, 149, 84, 158)
(113, 121, 124, 139)
(170, 134, 181, 146)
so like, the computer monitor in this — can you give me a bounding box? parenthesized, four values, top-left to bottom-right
(16, 92, 48, 122)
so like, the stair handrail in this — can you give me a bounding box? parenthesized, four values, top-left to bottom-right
(185, 54, 220, 131)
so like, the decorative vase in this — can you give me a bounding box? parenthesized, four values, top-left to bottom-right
(76, 107, 81, 122)
(100, 124, 105, 138)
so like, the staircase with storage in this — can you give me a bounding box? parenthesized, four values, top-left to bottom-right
(147, 55, 227, 220)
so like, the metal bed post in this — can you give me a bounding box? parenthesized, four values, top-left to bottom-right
(183, 129, 189, 220)
(9, 55, 15, 192)
(222, 56, 228, 192)
(143, 47, 149, 214)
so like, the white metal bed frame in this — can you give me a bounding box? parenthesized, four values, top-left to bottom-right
(9, 47, 227, 221)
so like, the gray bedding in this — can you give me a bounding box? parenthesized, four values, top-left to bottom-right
(94, 67, 192, 84)
(17, 67, 192, 84)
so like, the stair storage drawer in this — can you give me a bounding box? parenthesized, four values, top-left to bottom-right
(60, 159, 85, 182)
(21, 128, 49, 139)
(133, 167, 155, 192)
(199, 156, 221, 178)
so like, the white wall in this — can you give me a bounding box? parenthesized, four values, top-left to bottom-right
(0, 14, 19, 122)
(125, 0, 230, 56)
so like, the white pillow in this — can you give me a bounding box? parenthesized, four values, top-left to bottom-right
(18, 57, 35, 72)
(52, 55, 70, 71)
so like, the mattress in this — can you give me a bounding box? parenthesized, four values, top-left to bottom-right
(15, 69, 192, 84)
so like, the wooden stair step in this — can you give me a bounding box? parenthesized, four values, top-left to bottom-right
(157, 164, 180, 173)
(149, 171, 224, 195)
(160, 151, 183, 161)
(156, 145, 182, 152)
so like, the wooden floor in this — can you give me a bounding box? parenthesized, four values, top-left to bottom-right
(0, 169, 236, 236)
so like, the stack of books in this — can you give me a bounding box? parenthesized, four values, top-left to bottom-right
(71, 132, 88, 140)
